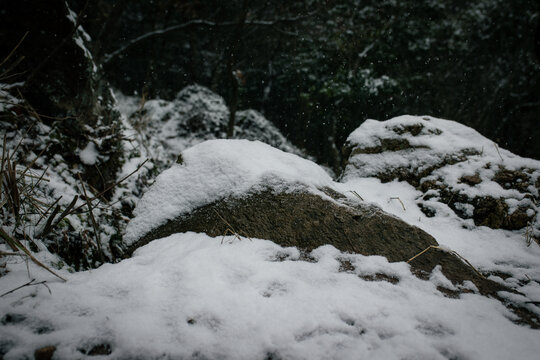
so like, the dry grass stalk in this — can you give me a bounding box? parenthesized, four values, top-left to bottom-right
(348, 190, 364, 201)
(35, 196, 61, 225)
(0, 31, 28, 81)
(523, 221, 539, 248)
(0, 227, 66, 281)
(69, 159, 148, 215)
(407, 244, 486, 280)
(213, 208, 252, 244)
(77, 173, 104, 262)
(493, 143, 504, 162)
(40, 204, 61, 237)
(0, 251, 24, 256)
(0, 134, 70, 280)
(389, 197, 406, 211)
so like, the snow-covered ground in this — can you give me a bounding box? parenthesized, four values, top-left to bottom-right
(1, 116, 540, 359)
(1, 232, 538, 360)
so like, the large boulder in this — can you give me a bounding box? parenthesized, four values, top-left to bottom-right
(125, 139, 509, 297)
(342, 115, 540, 240)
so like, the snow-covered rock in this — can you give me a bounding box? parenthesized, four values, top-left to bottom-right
(124, 139, 334, 246)
(342, 115, 540, 238)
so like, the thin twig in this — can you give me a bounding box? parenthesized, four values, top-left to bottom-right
(27, 166, 50, 194)
(0, 251, 26, 257)
(348, 190, 364, 201)
(494, 143, 504, 162)
(8, 123, 34, 161)
(0, 278, 51, 297)
(103, 14, 311, 64)
(69, 159, 148, 215)
(21, 144, 49, 178)
(0, 134, 7, 198)
(406, 245, 437, 264)
(0, 31, 29, 68)
(213, 208, 251, 243)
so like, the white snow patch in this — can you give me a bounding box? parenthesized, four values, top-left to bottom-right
(78, 142, 99, 165)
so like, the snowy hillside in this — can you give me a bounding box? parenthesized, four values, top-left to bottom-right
(1, 115, 540, 359)
(2, 0, 539, 358)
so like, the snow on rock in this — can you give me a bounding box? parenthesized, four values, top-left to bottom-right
(112, 85, 310, 228)
(342, 115, 540, 237)
(1, 232, 539, 360)
(124, 139, 333, 245)
(123, 138, 527, 308)
(2, 114, 540, 359)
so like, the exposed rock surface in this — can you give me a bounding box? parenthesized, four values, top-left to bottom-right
(129, 188, 510, 298)
(342, 115, 540, 240)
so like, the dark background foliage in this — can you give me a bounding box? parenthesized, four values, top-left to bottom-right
(71, 0, 539, 170)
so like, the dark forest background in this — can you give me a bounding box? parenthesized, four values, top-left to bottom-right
(69, 0, 539, 169)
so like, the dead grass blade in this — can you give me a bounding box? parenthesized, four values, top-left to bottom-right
(348, 190, 364, 201)
(54, 195, 78, 226)
(407, 245, 485, 280)
(35, 195, 62, 227)
(213, 208, 252, 243)
(39, 204, 61, 238)
(389, 197, 406, 211)
(77, 173, 104, 262)
(524, 221, 539, 247)
(494, 143, 504, 162)
(4, 157, 20, 218)
(0, 227, 66, 281)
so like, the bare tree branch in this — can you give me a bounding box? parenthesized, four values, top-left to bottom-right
(103, 14, 311, 64)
